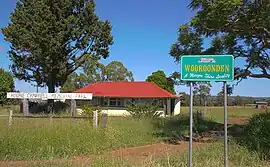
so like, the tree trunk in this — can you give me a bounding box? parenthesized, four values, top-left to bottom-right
(47, 76, 56, 115)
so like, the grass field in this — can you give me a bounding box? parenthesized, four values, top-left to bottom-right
(181, 106, 262, 122)
(0, 106, 268, 166)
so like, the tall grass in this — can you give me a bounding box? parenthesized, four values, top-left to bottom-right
(30, 141, 268, 167)
(0, 117, 159, 160)
(154, 141, 266, 167)
(93, 141, 268, 167)
(0, 106, 265, 163)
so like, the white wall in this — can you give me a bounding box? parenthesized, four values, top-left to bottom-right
(77, 108, 165, 117)
(100, 109, 165, 117)
(173, 100, 181, 115)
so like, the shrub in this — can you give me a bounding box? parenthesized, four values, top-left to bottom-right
(29, 101, 69, 114)
(83, 104, 102, 116)
(126, 102, 161, 119)
(82, 104, 102, 122)
(242, 111, 270, 160)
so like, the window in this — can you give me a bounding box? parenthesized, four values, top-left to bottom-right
(109, 98, 122, 107)
(110, 98, 117, 106)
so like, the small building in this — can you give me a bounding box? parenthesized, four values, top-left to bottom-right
(255, 101, 268, 110)
(74, 81, 181, 117)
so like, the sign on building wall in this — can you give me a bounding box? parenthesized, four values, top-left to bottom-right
(181, 55, 234, 81)
(7, 93, 93, 100)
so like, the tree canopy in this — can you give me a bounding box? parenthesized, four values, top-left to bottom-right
(104, 61, 134, 82)
(146, 70, 175, 94)
(170, 0, 270, 82)
(2, 0, 113, 93)
(0, 68, 14, 105)
(61, 59, 134, 92)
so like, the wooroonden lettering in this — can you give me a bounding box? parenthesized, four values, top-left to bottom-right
(184, 65, 230, 73)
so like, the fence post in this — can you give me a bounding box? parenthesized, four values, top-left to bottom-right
(101, 113, 108, 128)
(23, 98, 29, 116)
(93, 111, 98, 128)
(71, 99, 76, 117)
(8, 110, 13, 128)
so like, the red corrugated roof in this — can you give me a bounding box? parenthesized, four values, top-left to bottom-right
(74, 81, 176, 98)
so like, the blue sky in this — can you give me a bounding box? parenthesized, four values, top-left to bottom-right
(0, 0, 269, 97)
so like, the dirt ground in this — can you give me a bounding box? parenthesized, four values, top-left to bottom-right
(227, 117, 249, 125)
(0, 117, 250, 167)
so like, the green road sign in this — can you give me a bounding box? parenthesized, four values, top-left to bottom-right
(181, 55, 234, 81)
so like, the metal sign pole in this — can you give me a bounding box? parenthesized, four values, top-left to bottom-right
(180, 55, 234, 167)
(189, 82, 193, 167)
(223, 81, 228, 167)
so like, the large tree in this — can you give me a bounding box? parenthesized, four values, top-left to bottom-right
(146, 70, 175, 94)
(170, 0, 270, 82)
(104, 61, 134, 82)
(216, 85, 234, 106)
(0, 68, 14, 105)
(2, 0, 113, 94)
(193, 82, 212, 106)
(60, 59, 134, 92)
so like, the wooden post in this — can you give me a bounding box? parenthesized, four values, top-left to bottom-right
(101, 113, 108, 128)
(23, 98, 29, 116)
(71, 99, 76, 117)
(8, 110, 13, 128)
(93, 111, 98, 128)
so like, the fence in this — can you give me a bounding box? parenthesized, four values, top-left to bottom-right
(0, 110, 108, 129)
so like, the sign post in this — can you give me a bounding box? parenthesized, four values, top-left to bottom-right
(223, 82, 228, 167)
(181, 55, 234, 167)
(189, 82, 193, 167)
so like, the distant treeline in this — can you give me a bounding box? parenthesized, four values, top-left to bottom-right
(180, 94, 270, 107)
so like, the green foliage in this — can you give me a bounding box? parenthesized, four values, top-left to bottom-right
(59, 73, 87, 93)
(242, 111, 270, 160)
(2, 0, 113, 92)
(104, 61, 134, 82)
(61, 59, 134, 92)
(146, 70, 175, 94)
(0, 68, 14, 105)
(170, 0, 270, 82)
(126, 103, 161, 119)
(29, 101, 69, 114)
(83, 104, 102, 116)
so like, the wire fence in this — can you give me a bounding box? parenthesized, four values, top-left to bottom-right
(0, 110, 108, 129)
